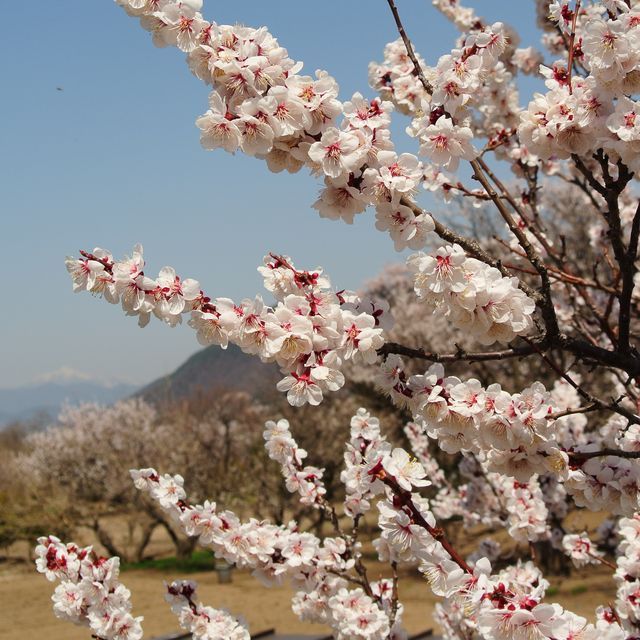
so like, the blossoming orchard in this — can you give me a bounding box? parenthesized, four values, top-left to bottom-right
(38, 0, 640, 637)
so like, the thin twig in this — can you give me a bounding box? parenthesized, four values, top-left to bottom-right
(566, 0, 582, 94)
(385, 0, 433, 95)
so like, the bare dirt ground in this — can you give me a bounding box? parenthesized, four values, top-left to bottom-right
(0, 559, 617, 640)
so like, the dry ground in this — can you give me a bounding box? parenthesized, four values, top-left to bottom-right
(0, 559, 617, 640)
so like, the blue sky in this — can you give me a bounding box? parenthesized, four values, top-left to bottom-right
(0, 1, 540, 388)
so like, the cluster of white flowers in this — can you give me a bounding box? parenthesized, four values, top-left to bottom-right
(408, 243, 536, 345)
(66, 246, 387, 406)
(500, 476, 550, 544)
(562, 531, 605, 568)
(403, 420, 448, 488)
(368, 18, 522, 177)
(165, 579, 250, 640)
(520, 6, 640, 165)
(552, 377, 640, 517)
(325, 588, 392, 640)
(35, 536, 143, 640)
(378, 358, 566, 481)
(111, 0, 440, 250)
(615, 514, 640, 626)
(263, 418, 327, 507)
(41, 0, 640, 638)
(341, 409, 394, 518)
(566, 453, 640, 516)
(129, 448, 406, 640)
(41, 401, 640, 640)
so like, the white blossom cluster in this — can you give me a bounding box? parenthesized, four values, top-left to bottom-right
(130, 458, 402, 640)
(562, 531, 605, 568)
(164, 579, 250, 640)
(403, 420, 448, 488)
(368, 15, 528, 184)
(558, 380, 640, 516)
(263, 417, 327, 507)
(377, 358, 567, 481)
(408, 243, 536, 345)
(566, 453, 640, 516)
(304, 410, 606, 640)
(112, 0, 437, 250)
(429, 455, 554, 545)
(66, 246, 387, 406)
(379, 355, 640, 518)
(40, 404, 640, 640)
(500, 476, 550, 544)
(432, 555, 628, 640)
(520, 5, 640, 166)
(615, 514, 640, 626)
(34, 536, 143, 640)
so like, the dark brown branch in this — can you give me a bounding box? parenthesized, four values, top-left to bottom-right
(569, 448, 640, 462)
(389, 561, 400, 628)
(618, 200, 640, 354)
(385, 0, 433, 95)
(571, 155, 607, 196)
(548, 402, 599, 420)
(472, 157, 558, 336)
(379, 341, 542, 364)
(525, 337, 640, 425)
(379, 474, 472, 574)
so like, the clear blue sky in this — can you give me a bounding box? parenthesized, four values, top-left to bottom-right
(0, 1, 539, 388)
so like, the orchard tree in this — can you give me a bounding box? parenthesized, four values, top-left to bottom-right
(36, 0, 640, 639)
(23, 394, 265, 561)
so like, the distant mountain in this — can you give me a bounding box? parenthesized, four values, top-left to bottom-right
(0, 347, 279, 429)
(137, 343, 280, 406)
(0, 371, 138, 428)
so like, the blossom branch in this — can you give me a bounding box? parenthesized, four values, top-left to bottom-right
(470, 158, 559, 337)
(400, 197, 541, 301)
(378, 474, 472, 574)
(566, 0, 582, 94)
(385, 0, 433, 95)
(379, 340, 542, 364)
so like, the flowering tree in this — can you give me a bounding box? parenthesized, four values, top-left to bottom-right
(18, 393, 266, 562)
(37, 0, 640, 638)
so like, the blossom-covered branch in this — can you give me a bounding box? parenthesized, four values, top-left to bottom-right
(66, 246, 387, 406)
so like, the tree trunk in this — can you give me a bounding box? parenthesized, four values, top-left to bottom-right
(133, 520, 158, 563)
(151, 508, 197, 559)
(92, 519, 128, 562)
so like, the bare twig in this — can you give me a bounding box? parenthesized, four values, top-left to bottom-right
(379, 340, 543, 364)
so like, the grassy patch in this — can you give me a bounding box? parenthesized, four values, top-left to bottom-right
(571, 584, 588, 596)
(122, 549, 216, 573)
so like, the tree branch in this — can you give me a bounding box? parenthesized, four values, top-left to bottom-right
(569, 448, 640, 462)
(379, 340, 542, 364)
(617, 200, 640, 354)
(385, 0, 433, 95)
(401, 197, 540, 301)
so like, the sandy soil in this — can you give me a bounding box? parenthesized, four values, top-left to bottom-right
(0, 560, 617, 640)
